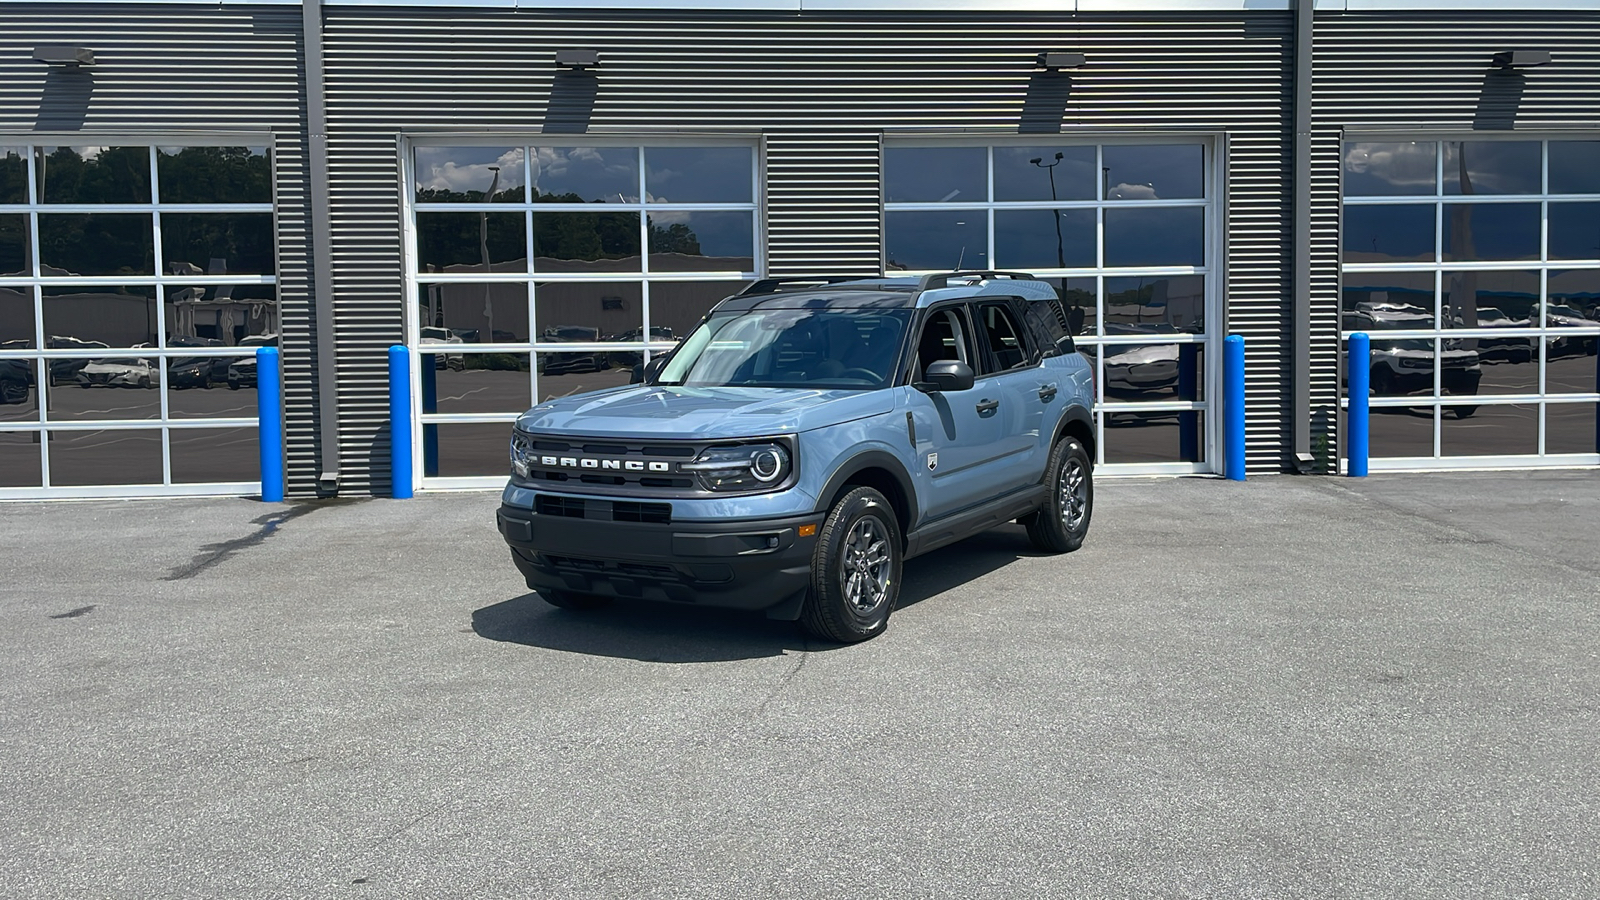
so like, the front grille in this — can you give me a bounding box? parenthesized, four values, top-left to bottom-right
(517, 434, 707, 496)
(534, 494, 671, 524)
(543, 554, 676, 579)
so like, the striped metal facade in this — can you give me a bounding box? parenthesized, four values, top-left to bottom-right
(0, 2, 323, 495)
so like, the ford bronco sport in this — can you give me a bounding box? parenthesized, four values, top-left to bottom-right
(497, 270, 1096, 643)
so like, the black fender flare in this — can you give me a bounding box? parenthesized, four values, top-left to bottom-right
(1050, 404, 1096, 462)
(813, 450, 919, 533)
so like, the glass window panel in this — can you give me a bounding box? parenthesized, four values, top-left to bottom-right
(644, 280, 743, 346)
(645, 147, 753, 204)
(1342, 270, 1434, 326)
(0, 146, 26, 203)
(1367, 337, 1440, 398)
(1343, 205, 1435, 264)
(164, 284, 279, 347)
(1104, 275, 1205, 333)
(1100, 342, 1204, 402)
(160, 213, 274, 276)
(1544, 351, 1597, 395)
(1468, 338, 1537, 393)
(414, 146, 526, 203)
(1104, 207, 1204, 268)
(38, 214, 154, 276)
(169, 426, 258, 483)
(1441, 402, 1535, 455)
(0, 358, 39, 421)
(44, 358, 161, 419)
(535, 281, 642, 351)
(1442, 141, 1540, 195)
(1544, 402, 1598, 454)
(531, 211, 640, 273)
(48, 427, 162, 485)
(883, 147, 986, 203)
(1102, 145, 1204, 201)
(531, 146, 638, 204)
(156, 146, 271, 204)
(0, 286, 34, 348)
(0, 430, 42, 486)
(1548, 142, 1600, 195)
(1546, 269, 1600, 325)
(416, 212, 527, 274)
(993, 209, 1095, 269)
(1443, 270, 1539, 326)
(993, 146, 1096, 202)
(430, 422, 518, 478)
(166, 352, 255, 414)
(0, 214, 28, 275)
(420, 282, 529, 344)
(885, 211, 986, 271)
(647, 211, 753, 272)
(43, 286, 157, 349)
(1343, 142, 1437, 196)
(1548, 203, 1600, 260)
(1102, 410, 1205, 464)
(36, 146, 152, 204)
(1369, 406, 1436, 458)
(1442, 202, 1539, 262)
(1049, 277, 1096, 337)
(426, 353, 531, 415)
(537, 362, 635, 403)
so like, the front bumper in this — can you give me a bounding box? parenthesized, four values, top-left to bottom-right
(497, 503, 820, 616)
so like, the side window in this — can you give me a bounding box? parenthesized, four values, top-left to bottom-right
(977, 301, 1029, 373)
(1021, 297, 1076, 357)
(911, 306, 973, 379)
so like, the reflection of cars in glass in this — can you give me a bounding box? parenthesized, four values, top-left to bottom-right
(537, 325, 608, 376)
(0, 358, 31, 404)
(168, 336, 229, 387)
(45, 336, 111, 386)
(605, 326, 676, 371)
(78, 357, 157, 388)
(227, 356, 256, 390)
(419, 326, 464, 370)
(1346, 305, 1482, 416)
(1545, 304, 1599, 357)
(1450, 307, 1533, 363)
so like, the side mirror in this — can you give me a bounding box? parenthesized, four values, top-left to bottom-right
(638, 354, 669, 384)
(916, 359, 974, 393)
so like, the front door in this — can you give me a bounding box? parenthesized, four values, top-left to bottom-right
(902, 304, 1004, 520)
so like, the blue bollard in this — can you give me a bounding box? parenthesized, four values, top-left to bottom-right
(389, 345, 413, 499)
(1224, 334, 1246, 481)
(1348, 332, 1370, 477)
(256, 347, 284, 502)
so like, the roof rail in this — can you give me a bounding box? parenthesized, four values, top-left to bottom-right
(735, 276, 867, 296)
(915, 270, 1038, 291)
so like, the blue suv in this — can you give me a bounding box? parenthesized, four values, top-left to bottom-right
(497, 271, 1096, 642)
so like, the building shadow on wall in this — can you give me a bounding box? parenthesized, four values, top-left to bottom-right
(1019, 72, 1073, 134)
(1472, 70, 1526, 131)
(34, 69, 95, 131)
(544, 71, 598, 134)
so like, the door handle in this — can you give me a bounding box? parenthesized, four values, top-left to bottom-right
(1038, 384, 1058, 402)
(976, 398, 1000, 415)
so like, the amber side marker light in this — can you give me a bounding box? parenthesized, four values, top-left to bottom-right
(798, 524, 818, 537)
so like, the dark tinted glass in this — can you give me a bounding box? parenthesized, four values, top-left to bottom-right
(0, 214, 28, 275)
(0, 146, 25, 203)
(38, 214, 154, 276)
(645, 147, 753, 204)
(1544, 402, 1598, 454)
(1546, 269, 1600, 324)
(1548, 141, 1600, 195)
(993, 146, 1096, 202)
(426, 354, 530, 415)
(48, 427, 162, 484)
(1368, 407, 1436, 458)
(1102, 410, 1205, 464)
(883, 147, 986, 203)
(0, 286, 34, 348)
(0, 358, 39, 421)
(1343, 205, 1435, 264)
(163, 283, 279, 347)
(160, 213, 274, 275)
(0, 430, 41, 486)
(1101, 342, 1204, 401)
(1104, 207, 1204, 267)
(42, 286, 157, 348)
(1343, 142, 1437, 196)
(1104, 275, 1205, 333)
(156, 146, 271, 204)
(1443, 270, 1539, 325)
(1544, 350, 1596, 395)
(416, 212, 527, 273)
(37, 146, 152, 204)
(45, 359, 161, 419)
(534, 281, 642, 351)
(531, 146, 636, 203)
(1443, 141, 1540, 195)
(1441, 403, 1535, 455)
(537, 364, 635, 404)
(169, 426, 259, 483)
(1469, 339, 1537, 394)
(166, 364, 255, 416)
(885, 211, 986, 271)
(1548, 203, 1600, 260)
(532, 212, 640, 273)
(420, 281, 529, 343)
(646, 280, 743, 342)
(414, 146, 526, 203)
(1442, 203, 1539, 262)
(993, 209, 1094, 269)
(1049, 277, 1096, 337)
(1102, 145, 1203, 200)
(430, 422, 518, 477)
(1342, 270, 1434, 323)
(647, 211, 754, 272)
(1365, 336, 1438, 397)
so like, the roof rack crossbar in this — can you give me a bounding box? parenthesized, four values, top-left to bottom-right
(735, 276, 868, 296)
(915, 270, 1038, 292)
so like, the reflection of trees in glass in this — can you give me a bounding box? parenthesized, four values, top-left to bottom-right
(161, 215, 273, 274)
(39, 215, 154, 276)
(0, 150, 25, 203)
(156, 147, 271, 203)
(38, 146, 152, 202)
(415, 190, 706, 268)
(0, 216, 26, 274)
(648, 222, 701, 256)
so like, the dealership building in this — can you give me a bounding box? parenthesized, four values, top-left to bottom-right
(0, 0, 1596, 499)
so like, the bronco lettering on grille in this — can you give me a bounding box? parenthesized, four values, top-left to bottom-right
(539, 455, 672, 473)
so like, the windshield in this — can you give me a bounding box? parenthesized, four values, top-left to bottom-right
(658, 308, 911, 389)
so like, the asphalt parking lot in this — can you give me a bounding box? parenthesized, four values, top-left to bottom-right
(2, 472, 1598, 899)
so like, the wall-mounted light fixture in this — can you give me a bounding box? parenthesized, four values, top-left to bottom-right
(33, 46, 95, 68)
(1492, 50, 1551, 69)
(555, 49, 600, 71)
(1037, 52, 1086, 72)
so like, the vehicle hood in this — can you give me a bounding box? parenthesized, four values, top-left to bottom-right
(516, 385, 894, 439)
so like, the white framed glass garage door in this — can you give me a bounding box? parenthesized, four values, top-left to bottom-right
(883, 137, 1221, 474)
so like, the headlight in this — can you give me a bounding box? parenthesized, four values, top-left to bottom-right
(509, 430, 532, 478)
(681, 442, 792, 492)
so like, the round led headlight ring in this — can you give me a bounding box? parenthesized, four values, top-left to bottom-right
(750, 447, 785, 482)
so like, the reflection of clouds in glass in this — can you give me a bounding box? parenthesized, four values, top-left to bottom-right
(645, 147, 754, 204)
(1108, 183, 1158, 200)
(1344, 142, 1436, 193)
(1443, 141, 1540, 195)
(532, 147, 637, 202)
(416, 147, 525, 193)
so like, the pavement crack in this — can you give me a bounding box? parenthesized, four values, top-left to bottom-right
(757, 638, 811, 714)
(164, 503, 323, 581)
(48, 605, 96, 619)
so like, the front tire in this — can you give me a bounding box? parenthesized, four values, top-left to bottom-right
(536, 589, 613, 611)
(799, 487, 902, 644)
(1026, 437, 1093, 553)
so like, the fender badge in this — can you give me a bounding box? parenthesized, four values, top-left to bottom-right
(926, 452, 938, 471)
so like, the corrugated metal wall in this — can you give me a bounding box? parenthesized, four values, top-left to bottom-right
(1311, 10, 1600, 465)
(320, 8, 1296, 488)
(0, 3, 321, 495)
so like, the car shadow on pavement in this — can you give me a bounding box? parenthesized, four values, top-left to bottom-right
(471, 525, 1040, 662)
